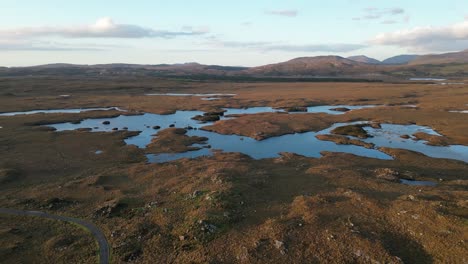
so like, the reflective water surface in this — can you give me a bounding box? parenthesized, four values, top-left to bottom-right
(400, 179, 437, 186)
(41, 107, 468, 164)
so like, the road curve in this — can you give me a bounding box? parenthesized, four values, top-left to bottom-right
(0, 208, 109, 264)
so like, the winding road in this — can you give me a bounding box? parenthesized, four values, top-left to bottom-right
(0, 208, 110, 264)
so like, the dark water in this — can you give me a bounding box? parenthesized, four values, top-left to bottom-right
(42, 107, 468, 164)
(400, 179, 437, 186)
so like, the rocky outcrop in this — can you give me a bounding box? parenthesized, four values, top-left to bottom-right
(331, 124, 371, 139)
(316, 134, 374, 149)
(283, 106, 308, 112)
(192, 114, 220, 122)
(330, 107, 350, 112)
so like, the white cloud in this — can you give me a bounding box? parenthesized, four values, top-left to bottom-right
(371, 20, 468, 52)
(265, 10, 298, 17)
(0, 17, 209, 40)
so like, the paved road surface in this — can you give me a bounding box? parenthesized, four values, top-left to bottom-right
(0, 208, 109, 264)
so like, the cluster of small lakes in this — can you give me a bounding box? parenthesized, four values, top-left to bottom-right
(2, 93, 467, 187)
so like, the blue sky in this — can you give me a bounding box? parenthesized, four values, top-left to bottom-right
(1, 0, 467, 66)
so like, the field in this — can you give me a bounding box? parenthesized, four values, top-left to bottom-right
(1, 76, 467, 263)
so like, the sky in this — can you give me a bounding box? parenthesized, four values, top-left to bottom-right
(0, 0, 467, 66)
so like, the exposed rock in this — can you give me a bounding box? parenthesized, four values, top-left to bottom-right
(191, 190, 202, 198)
(77, 128, 92, 132)
(274, 240, 284, 249)
(145, 201, 158, 208)
(123, 250, 142, 262)
(274, 240, 286, 255)
(94, 199, 125, 218)
(330, 107, 350, 112)
(169, 124, 175, 128)
(204, 110, 225, 116)
(198, 220, 217, 233)
(400, 134, 411, 139)
(43, 198, 74, 210)
(283, 106, 308, 112)
(374, 168, 400, 182)
(192, 115, 220, 122)
(102, 121, 111, 125)
(370, 122, 382, 129)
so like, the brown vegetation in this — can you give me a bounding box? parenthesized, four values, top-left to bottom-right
(0, 77, 467, 262)
(316, 134, 375, 148)
(146, 128, 208, 154)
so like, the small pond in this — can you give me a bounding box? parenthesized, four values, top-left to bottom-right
(400, 179, 437, 186)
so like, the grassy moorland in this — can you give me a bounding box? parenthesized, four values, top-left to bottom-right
(0, 76, 467, 263)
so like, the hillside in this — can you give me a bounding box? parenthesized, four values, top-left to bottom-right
(347, 55, 381, 64)
(3, 63, 248, 77)
(246, 56, 377, 76)
(409, 50, 468, 65)
(382, 55, 420, 65)
(2, 50, 468, 79)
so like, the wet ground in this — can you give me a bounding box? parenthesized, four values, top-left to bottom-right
(1, 79, 467, 263)
(1, 105, 465, 163)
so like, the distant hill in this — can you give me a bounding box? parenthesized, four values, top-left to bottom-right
(4, 63, 249, 77)
(1, 50, 467, 79)
(30, 63, 84, 69)
(347, 55, 381, 64)
(408, 50, 468, 65)
(382, 55, 420, 65)
(246, 56, 376, 76)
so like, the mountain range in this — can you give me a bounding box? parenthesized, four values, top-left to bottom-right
(346, 50, 468, 66)
(1, 50, 467, 79)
